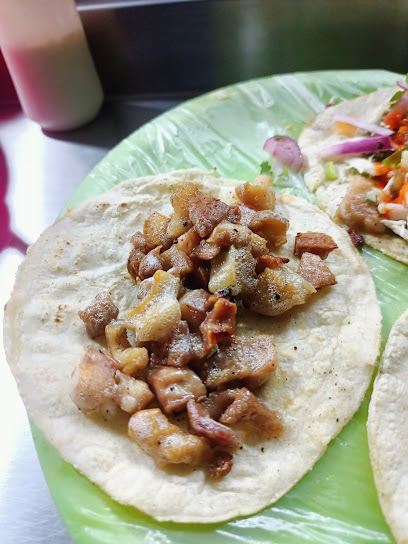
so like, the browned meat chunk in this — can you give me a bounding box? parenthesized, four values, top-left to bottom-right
(138, 246, 163, 280)
(294, 232, 338, 259)
(235, 175, 275, 211)
(336, 176, 386, 234)
(255, 254, 290, 274)
(348, 228, 364, 247)
(70, 348, 119, 415)
(199, 298, 237, 352)
(128, 408, 211, 466)
(220, 388, 283, 438)
(186, 400, 241, 449)
(78, 292, 119, 338)
(201, 335, 277, 389)
(187, 264, 210, 290)
(105, 321, 149, 375)
(238, 204, 256, 226)
(179, 289, 211, 329)
(189, 192, 229, 237)
(192, 240, 221, 260)
(207, 451, 233, 479)
(246, 264, 315, 316)
(201, 390, 236, 420)
(143, 211, 173, 249)
(113, 372, 154, 413)
(206, 222, 251, 248)
(167, 183, 197, 238)
(297, 252, 337, 289)
(208, 245, 256, 296)
(249, 210, 289, 247)
(176, 228, 201, 255)
(150, 321, 193, 367)
(130, 231, 154, 253)
(127, 248, 145, 280)
(226, 205, 241, 224)
(160, 245, 193, 276)
(147, 366, 206, 414)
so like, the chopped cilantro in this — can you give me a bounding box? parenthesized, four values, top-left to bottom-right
(382, 146, 408, 168)
(259, 161, 273, 176)
(390, 90, 404, 108)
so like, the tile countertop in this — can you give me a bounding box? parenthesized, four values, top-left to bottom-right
(0, 97, 181, 544)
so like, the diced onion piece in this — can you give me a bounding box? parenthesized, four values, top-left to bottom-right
(263, 135, 303, 173)
(332, 114, 393, 136)
(319, 136, 393, 158)
(383, 203, 408, 221)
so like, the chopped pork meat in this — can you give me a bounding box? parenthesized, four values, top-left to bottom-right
(235, 175, 275, 211)
(150, 321, 193, 367)
(128, 408, 211, 465)
(160, 245, 193, 276)
(130, 231, 154, 253)
(238, 204, 256, 226)
(199, 297, 237, 352)
(127, 248, 145, 280)
(176, 228, 201, 255)
(105, 322, 149, 375)
(186, 399, 241, 449)
(219, 388, 283, 438)
(297, 252, 337, 289)
(189, 192, 230, 237)
(206, 222, 251, 248)
(70, 348, 119, 415)
(78, 292, 119, 338)
(75, 180, 339, 474)
(255, 254, 290, 274)
(113, 371, 154, 413)
(201, 335, 277, 389)
(246, 264, 316, 316)
(167, 183, 197, 238)
(336, 176, 386, 234)
(200, 390, 236, 420)
(143, 211, 173, 249)
(249, 210, 289, 247)
(192, 240, 221, 260)
(147, 366, 206, 415)
(127, 270, 181, 342)
(207, 451, 234, 479)
(225, 205, 241, 224)
(294, 232, 338, 259)
(179, 289, 211, 329)
(138, 246, 163, 280)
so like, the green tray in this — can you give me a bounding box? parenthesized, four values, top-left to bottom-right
(33, 69, 408, 544)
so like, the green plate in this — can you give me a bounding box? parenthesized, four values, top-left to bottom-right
(33, 70, 408, 544)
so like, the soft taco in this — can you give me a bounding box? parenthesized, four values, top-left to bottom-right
(367, 308, 408, 544)
(3, 169, 381, 523)
(299, 85, 408, 264)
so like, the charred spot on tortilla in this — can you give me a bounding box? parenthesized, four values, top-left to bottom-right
(4, 170, 381, 523)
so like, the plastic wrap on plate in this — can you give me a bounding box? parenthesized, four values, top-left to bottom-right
(35, 70, 408, 544)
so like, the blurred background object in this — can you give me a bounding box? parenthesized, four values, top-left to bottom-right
(0, 0, 103, 131)
(77, 0, 408, 98)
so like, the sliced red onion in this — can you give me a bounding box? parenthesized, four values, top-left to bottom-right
(263, 135, 303, 173)
(333, 114, 393, 136)
(319, 136, 393, 158)
(397, 80, 408, 91)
